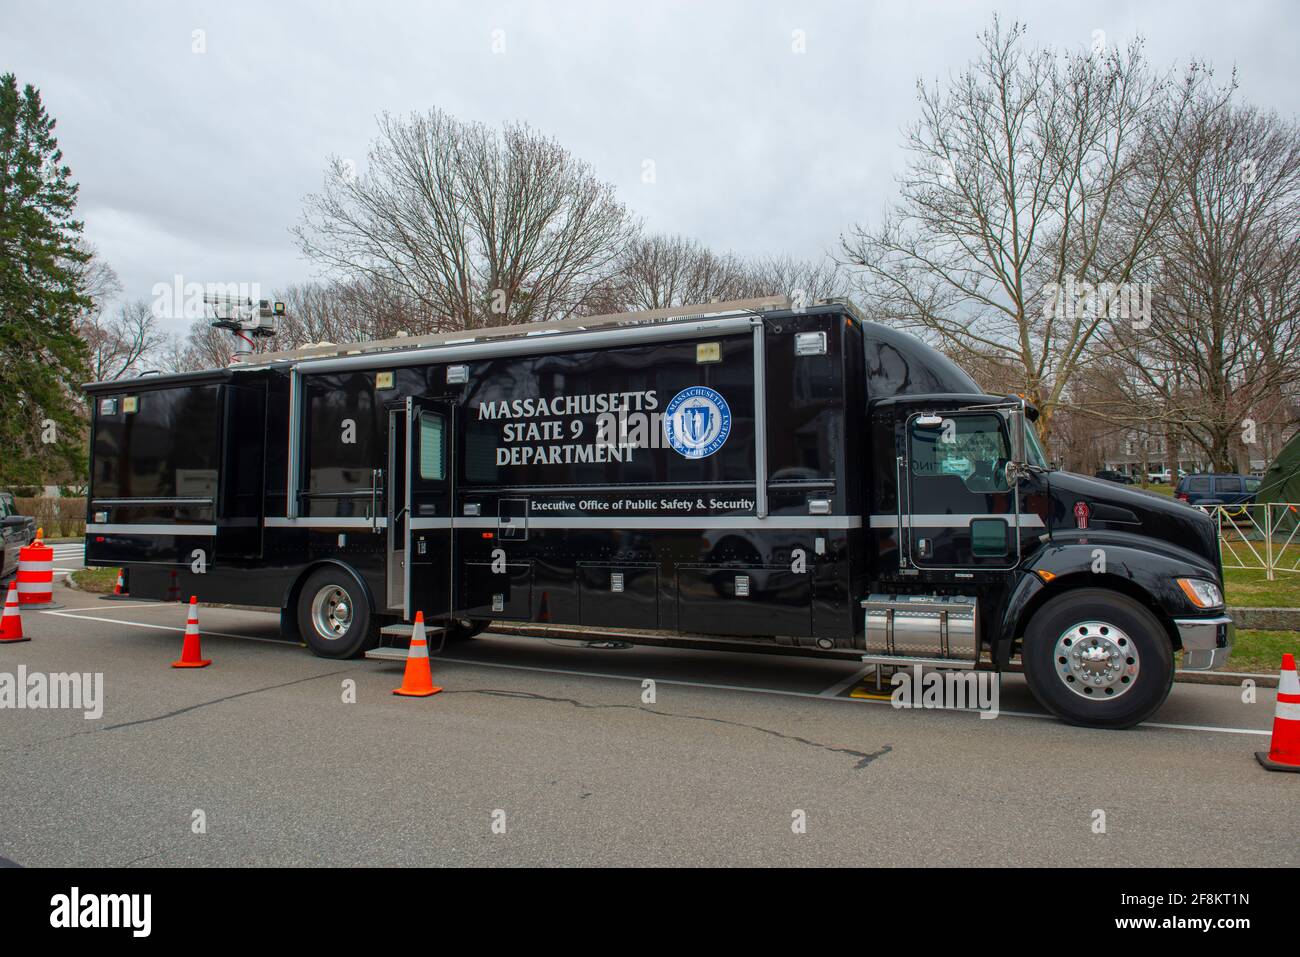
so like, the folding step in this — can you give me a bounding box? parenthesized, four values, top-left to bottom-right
(379, 622, 447, 638)
(369, 621, 448, 661)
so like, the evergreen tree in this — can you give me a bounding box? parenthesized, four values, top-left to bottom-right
(0, 72, 91, 486)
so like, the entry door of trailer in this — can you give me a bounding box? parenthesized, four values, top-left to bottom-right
(406, 397, 455, 622)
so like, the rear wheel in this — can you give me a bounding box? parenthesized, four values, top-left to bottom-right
(1021, 588, 1174, 729)
(297, 567, 379, 659)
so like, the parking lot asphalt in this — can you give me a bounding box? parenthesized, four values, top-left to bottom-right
(0, 582, 1294, 867)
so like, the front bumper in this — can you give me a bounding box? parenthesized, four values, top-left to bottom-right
(1174, 614, 1234, 671)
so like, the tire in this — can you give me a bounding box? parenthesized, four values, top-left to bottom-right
(1021, 588, 1174, 729)
(444, 619, 489, 642)
(296, 567, 379, 659)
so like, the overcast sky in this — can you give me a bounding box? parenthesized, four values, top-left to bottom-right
(4, 0, 1298, 338)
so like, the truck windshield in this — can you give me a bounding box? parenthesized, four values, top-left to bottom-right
(1025, 424, 1050, 468)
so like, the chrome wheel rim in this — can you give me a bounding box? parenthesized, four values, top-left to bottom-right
(311, 585, 353, 640)
(1053, 621, 1140, 700)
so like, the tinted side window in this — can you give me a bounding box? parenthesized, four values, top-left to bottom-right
(91, 386, 221, 499)
(909, 413, 1010, 492)
(1188, 477, 1211, 492)
(1216, 477, 1242, 493)
(302, 373, 383, 493)
(418, 412, 446, 481)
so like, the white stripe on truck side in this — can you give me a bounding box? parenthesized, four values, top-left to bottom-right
(869, 513, 1045, 529)
(85, 523, 217, 536)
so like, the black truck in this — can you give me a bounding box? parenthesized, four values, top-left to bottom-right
(83, 297, 1233, 728)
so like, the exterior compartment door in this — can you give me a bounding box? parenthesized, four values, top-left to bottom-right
(401, 397, 455, 622)
(676, 564, 812, 636)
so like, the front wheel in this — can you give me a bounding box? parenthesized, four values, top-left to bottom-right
(297, 567, 379, 659)
(1021, 588, 1174, 729)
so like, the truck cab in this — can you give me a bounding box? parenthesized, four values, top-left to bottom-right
(860, 365, 1232, 727)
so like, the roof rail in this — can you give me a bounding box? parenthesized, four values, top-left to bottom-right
(236, 295, 794, 367)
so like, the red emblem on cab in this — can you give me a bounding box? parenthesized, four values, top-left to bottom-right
(1074, 501, 1090, 529)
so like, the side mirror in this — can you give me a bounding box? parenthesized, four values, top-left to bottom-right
(1006, 407, 1027, 464)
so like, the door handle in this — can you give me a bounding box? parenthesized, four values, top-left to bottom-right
(371, 468, 384, 532)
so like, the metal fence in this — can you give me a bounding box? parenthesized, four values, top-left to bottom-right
(1197, 503, 1300, 580)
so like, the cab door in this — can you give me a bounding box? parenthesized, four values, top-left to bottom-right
(400, 397, 455, 622)
(904, 409, 1020, 569)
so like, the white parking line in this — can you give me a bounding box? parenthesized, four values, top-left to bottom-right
(431, 657, 1268, 736)
(39, 609, 294, 644)
(33, 607, 1274, 737)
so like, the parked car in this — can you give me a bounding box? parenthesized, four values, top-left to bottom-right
(0, 492, 37, 578)
(1175, 473, 1261, 509)
(1095, 469, 1136, 485)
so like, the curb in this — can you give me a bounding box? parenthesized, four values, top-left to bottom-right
(1228, 606, 1300, 631)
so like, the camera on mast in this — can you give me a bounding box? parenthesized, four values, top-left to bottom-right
(204, 291, 286, 359)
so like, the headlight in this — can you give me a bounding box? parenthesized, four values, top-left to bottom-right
(1177, 578, 1224, 610)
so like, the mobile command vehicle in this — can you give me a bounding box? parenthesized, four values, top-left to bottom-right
(83, 297, 1233, 728)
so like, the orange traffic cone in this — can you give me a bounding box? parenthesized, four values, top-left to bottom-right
(0, 581, 27, 643)
(1256, 653, 1300, 773)
(171, 596, 212, 668)
(393, 611, 442, 697)
(102, 567, 131, 601)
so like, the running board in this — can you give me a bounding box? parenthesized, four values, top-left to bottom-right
(365, 645, 410, 662)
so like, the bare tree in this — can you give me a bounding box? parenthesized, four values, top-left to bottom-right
(79, 298, 167, 381)
(274, 276, 437, 346)
(742, 253, 851, 304)
(842, 17, 1222, 444)
(596, 234, 750, 311)
(294, 109, 637, 331)
(1095, 100, 1300, 471)
(588, 234, 849, 315)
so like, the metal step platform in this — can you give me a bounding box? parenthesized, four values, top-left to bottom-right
(365, 622, 447, 661)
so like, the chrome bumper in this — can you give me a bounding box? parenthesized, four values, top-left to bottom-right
(1174, 614, 1234, 671)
